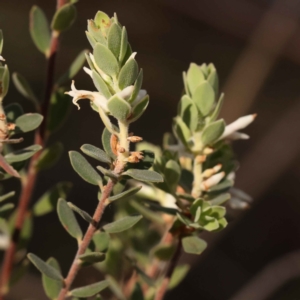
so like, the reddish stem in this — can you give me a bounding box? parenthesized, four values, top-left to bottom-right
(154, 238, 182, 300)
(57, 179, 116, 300)
(0, 0, 67, 297)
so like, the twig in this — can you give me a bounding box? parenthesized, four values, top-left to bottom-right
(0, 0, 67, 296)
(57, 178, 117, 299)
(154, 237, 182, 300)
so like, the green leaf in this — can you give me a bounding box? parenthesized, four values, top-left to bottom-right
(67, 202, 93, 224)
(123, 169, 163, 183)
(92, 70, 112, 99)
(12, 73, 38, 107)
(4, 103, 23, 123)
(201, 119, 225, 146)
(128, 95, 149, 123)
(27, 253, 63, 281)
(193, 81, 215, 116)
(70, 280, 109, 297)
(108, 186, 142, 202)
(209, 193, 230, 206)
(153, 244, 175, 261)
(207, 66, 218, 94)
(0, 203, 14, 217)
(210, 93, 224, 122)
(96, 165, 118, 179)
(165, 160, 181, 193)
(42, 258, 63, 300)
(102, 127, 117, 159)
(57, 198, 82, 240)
(129, 69, 143, 103)
(36, 142, 63, 171)
(93, 231, 110, 252)
(107, 94, 131, 121)
(187, 63, 205, 94)
(119, 27, 128, 62)
(178, 95, 198, 132)
(0, 191, 15, 203)
(5, 145, 42, 163)
(15, 113, 43, 133)
(80, 144, 111, 164)
(33, 182, 72, 216)
(0, 65, 9, 99)
(69, 151, 102, 185)
(118, 58, 138, 89)
(57, 50, 87, 85)
(87, 20, 107, 46)
(130, 283, 144, 300)
(51, 3, 76, 32)
(182, 236, 207, 255)
(79, 252, 106, 264)
(130, 201, 164, 224)
(29, 6, 51, 55)
(107, 23, 122, 58)
(103, 215, 142, 233)
(94, 43, 119, 77)
(169, 264, 190, 289)
(173, 116, 191, 146)
(47, 88, 72, 133)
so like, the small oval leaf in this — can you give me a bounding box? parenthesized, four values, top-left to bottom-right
(122, 169, 163, 183)
(51, 3, 77, 32)
(15, 113, 43, 133)
(108, 186, 142, 202)
(80, 144, 111, 164)
(103, 215, 142, 233)
(182, 236, 207, 255)
(70, 280, 109, 297)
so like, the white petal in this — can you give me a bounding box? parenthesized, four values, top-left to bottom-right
(132, 89, 147, 106)
(0, 56, 5, 61)
(220, 114, 256, 140)
(83, 66, 92, 77)
(226, 132, 250, 140)
(201, 172, 225, 191)
(118, 85, 134, 100)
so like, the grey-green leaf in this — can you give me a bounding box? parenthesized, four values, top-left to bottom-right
(107, 94, 131, 121)
(57, 50, 87, 85)
(118, 58, 138, 89)
(182, 236, 207, 255)
(15, 113, 43, 133)
(29, 6, 51, 55)
(69, 151, 102, 185)
(67, 202, 93, 224)
(119, 27, 128, 62)
(129, 69, 143, 103)
(201, 119, 225, 146)
(80, 144, 111, 164)
(192, 81, 215, 116)
(70, 280, 109, 297)
(57, 198, 82, 240)
(42, 258, 63, 300)
(36, 142, 63, 171)
(92, 70, 112, 99)
(108, 186, 142, 202)
(103, 215, 142, 233)
(128, 95, 149, 123)
(51, 3, 76, 32)
(79, 252, 106, 264)
(123, 169, 163, 183)
(5, 145, 42, 164)
(27, 253, 63, 281)
(187, 63, 205, 94)
(0, 191, 15, 203)
(12, 73, 38, 107)
(33, 182, 72, 217)
(107, 23, 122, 58)
(94, 43, 120, 77)
(93, 231, 110, 252)
(165, 160, 181, 193)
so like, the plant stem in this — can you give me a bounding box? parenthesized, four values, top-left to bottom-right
(57, 178, 117, 300)
(0, 1, 67, 296)
(154, 237, 182, 300)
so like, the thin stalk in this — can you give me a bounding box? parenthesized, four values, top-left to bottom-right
(0, 0, 67, 296)
(154, 238, 182, 300)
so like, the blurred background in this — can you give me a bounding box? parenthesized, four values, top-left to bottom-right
(1, 0, 300, 299)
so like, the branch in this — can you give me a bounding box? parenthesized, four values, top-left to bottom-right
(154, 237, 182, 300)
(0, 0, 67, 296)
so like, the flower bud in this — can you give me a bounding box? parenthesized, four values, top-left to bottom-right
(201, 172, 225, 191)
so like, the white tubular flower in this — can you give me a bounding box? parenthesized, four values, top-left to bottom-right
(66, 81, 109, 113)
(0, 56, 5, 61)
(219, 114, 256, 140)
(83, 66, 93, 78)
(226, 132, 250, 140)
(202, 164, 222, 178)
(117, 85, 134, 100)
(201, 171, 225, 191)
